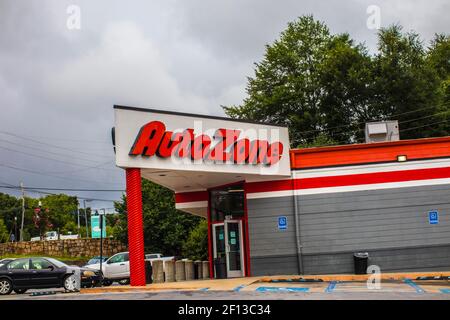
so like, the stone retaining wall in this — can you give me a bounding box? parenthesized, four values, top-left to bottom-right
(0, 239, 127, 258)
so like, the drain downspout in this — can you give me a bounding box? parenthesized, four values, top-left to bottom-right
(292, 171, 304, 275)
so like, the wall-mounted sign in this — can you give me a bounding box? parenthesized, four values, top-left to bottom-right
(130, 121, 284, 166)
(278, 216, 287, 230)
(114, 106, 291, 176)
(429, 210, 439, 225)
(91, 215, 106, 238)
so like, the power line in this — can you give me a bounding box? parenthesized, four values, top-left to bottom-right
(0, 185, 120, 202)
(399, 119, 450, 133)
(0, 163, 124, 186)
(0, 185, 125, 192)
(0, 131, 112, 159)
(397, 110, 450, 126)
(315, 108, 450, 141)
(0, 144, 116, 172)
(296, 101, 450, 137)
(22, 135, 112, 145)
(0, 138, 111, 165)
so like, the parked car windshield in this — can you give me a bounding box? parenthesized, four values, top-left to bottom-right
(87, 258, 100, 265)
(87, 257, 108, 265)
(45, 258, 68, 268)
(0, 259, 12, 267)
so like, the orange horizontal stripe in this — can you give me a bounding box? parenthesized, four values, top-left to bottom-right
(290, 136, 450, 169)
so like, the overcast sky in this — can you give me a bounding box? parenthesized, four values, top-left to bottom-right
(0, 0, 448, 211)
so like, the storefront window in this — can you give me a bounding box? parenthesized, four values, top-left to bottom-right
(210, 185, 244, 222)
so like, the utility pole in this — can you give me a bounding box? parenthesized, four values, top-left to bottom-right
(83, 199, 90, 238)
(14, 216, 17, 242)
(20, 182, 25, 242)
(77, 203, 80, 233)
(99, 209, 104, 286)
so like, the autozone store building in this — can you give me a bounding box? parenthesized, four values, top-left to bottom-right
(114, 105, 450, 285)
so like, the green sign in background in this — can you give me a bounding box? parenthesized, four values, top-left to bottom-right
(91, 215, 107, 238)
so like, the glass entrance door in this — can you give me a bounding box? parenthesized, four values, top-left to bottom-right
(210, 183, 246, 278)
(212, 220, 245, 278)
(225, 220, 244, 278)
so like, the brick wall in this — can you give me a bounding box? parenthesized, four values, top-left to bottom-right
(0, 239, 128, 258)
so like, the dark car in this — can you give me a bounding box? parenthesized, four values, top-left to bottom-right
(0, 257, 101, 295)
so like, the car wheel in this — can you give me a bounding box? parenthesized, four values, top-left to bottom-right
(13, 288, 27, 294)
(118, 278, 130, 285)
(63, 274, 78, 292)
(102, 279, 113, 286)
(0, 278, 13, 295)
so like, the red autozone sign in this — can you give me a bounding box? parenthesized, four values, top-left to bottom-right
(129, 121, 284, 165)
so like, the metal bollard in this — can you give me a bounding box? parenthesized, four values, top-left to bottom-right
(202, 261, 210, 279)
(165, 260, 175, 282)
(175, 260, 186, 282)
(194, 260, 202, 280)
(185, 260, 195, 281)
(74, 268, 81, 291)
(152, 260, 164, 283)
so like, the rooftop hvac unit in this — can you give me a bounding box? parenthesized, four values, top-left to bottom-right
(365, 121, 399, 143)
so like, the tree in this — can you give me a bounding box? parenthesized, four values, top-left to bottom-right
(0, 219, 9, 243)
(224, 15, 372, 146)
(224, 16, 449, 146)
(32, 206, 52, 240)
(39, 194, 78, 232)
(371, 25, 444, 140)
(426, 34, 450, 137)
(114, 179, 201, 256)
(0, 193, 21, 236)
(182, 219, 208, 261)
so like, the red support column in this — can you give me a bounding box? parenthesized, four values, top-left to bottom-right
(126, 168, 146, 286)
(207, 194, 214, 279)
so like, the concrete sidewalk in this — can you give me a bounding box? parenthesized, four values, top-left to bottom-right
(80, 271, 450, 294)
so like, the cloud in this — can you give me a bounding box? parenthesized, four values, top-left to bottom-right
(44, 21, 210, 117)
(0, 0, 448, 207)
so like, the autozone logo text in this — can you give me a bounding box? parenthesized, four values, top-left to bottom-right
(129, 121, 284, 166)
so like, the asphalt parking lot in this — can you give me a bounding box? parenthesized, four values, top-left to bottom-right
(1, 279, 450, 300)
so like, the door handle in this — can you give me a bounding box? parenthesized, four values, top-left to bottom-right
(119, 263, 125, 266)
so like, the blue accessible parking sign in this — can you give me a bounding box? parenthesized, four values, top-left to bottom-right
(428, 210, 439, 225)
(278, 216, 287, 230)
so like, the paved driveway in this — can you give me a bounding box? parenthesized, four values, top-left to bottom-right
(1, 279, 449, 300)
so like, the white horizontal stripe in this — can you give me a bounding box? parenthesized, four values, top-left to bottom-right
(293, 158, 450, 179)
(175, 201, 208, 209)
(246, 190, 293, 199)
(247, 178, 450, 199)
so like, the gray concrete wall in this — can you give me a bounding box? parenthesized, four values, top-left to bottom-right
(247, 184, 450, 276)
(247, 196, 298, 276)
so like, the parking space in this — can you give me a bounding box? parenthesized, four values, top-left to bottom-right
(2, 274, 450, 300)
(241, 281, 329, 293)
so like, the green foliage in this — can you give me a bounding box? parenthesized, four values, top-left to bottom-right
(114, 179, 201, 256)
(224, 16, 450, 146)
(61, 220, 78, 235)
(0, 219, 9, 243)
(39, 194, 78, 231)
(182, 219, 208, 261)
(0, 192, 96, 241)
(297, 133, 338, 149)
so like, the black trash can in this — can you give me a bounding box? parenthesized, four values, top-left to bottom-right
(145, 260, 153, 284)
(194, 261, 201, 279)
(214, 257, 227, 279)
(353, 252, 369, 274)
